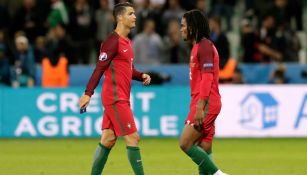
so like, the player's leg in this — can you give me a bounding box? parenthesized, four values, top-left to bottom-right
(198, 141, 213, 175)
(124, 132, 145, 175)
(91, 109, 117, 175)
(198, 114, 224, 175)
(200, 141, 212, 157)
(110, 101, 145, 175)
(91, 129, 117, 175)
(179, 124, 219, 175)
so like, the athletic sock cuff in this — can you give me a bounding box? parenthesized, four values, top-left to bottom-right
(186, 145, 199, 156)
(99, 143, 112, 150)
(126, 146, 140, 150)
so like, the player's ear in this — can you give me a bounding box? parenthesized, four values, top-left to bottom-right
(117, 15, 123, 22)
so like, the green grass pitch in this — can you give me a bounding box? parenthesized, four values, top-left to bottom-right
(0, 138, 306, 175)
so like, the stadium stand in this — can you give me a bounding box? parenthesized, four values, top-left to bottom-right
(0, 0, 306, 87)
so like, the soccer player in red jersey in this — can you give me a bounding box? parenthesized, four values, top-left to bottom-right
(79, 2, 151, 175)
(179, 10, 228, 175)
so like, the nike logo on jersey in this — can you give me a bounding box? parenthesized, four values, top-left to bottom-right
(123, 49, 128, 52)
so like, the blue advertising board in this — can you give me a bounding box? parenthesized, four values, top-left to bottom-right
(0, 86, 190, 138)
(2, 85, 306, 138)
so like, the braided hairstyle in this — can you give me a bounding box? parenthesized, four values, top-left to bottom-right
(183, 9, 210, 43)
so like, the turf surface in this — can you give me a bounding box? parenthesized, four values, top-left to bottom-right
(0, 138, 306, 175)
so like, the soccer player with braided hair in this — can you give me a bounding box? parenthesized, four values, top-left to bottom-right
(179, 9, 229, 175)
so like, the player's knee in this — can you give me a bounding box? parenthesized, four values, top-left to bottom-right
(199, 142, 212, 153)
(101, 135, 117, 148)
(101, 140, 115, 148)
(101, 139, 116, 148)
(134, 134, 140, 143)
(109, 136, 117, 145)
(129, 136, 140, 145)
(179, 138, 192, 152)
(133, 133, 141, 144)
(124, 132, 140, 146)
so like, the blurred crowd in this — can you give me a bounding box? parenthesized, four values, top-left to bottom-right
(0, 0, 305, 87)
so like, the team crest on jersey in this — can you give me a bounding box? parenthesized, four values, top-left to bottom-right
(99, 52, 108, 61)
(127, 123, 132, 129)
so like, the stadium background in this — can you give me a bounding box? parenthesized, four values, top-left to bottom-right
(1, 0, 307, 174)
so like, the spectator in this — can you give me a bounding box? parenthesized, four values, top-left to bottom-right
(34, 36, 48, 63)
(135, 0, 161, 35)
(145, 0, 165, 36)
(209, 16, 230, 69)
(267, 0, 303, 31)
(163, 19, 189, 63)
(42, 23, 70, 87)
(46, 23, 74, 64)
(48, 0, 69, 28)
(12, 0, 46, 43)
(0, 5, 10, 31)
(12, 35, 36, 87)
(162, 0, 185, 35)
(219, 66, 245, 84)
(133, 19, 164, 65)
(180, 0, 197, 11)
(267, 0, 288, 29)
(68, 0, 96, 64)
(258, 14, 282, 62)
(0, 29, 14, 64)
(240, 19, 257, 62)
(196, 0, 206, 12)
(240, 17, 282, 63)
(274, 23, 301, 62)
(210, 0, 236, 31)
(41, 55, 69, 87)
(0, 44, 11, 86)
(150, 0, 166, 9)
(95, 0, 114, 53)
(244, 0, 267, 19)
(286, 0, 303, 31)
(269, 63, 289, 84)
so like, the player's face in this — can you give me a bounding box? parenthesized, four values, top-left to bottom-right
(180, 17, 188, 41)
(122, 7, 136, 29)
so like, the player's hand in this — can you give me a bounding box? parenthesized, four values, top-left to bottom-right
(194, 107, 205, 131)
(79, 95, 91, 108)
(142, 73, 151, 86)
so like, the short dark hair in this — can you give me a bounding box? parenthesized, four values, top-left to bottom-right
(183, 9, 210, 43)
(113, 2, 134, 22)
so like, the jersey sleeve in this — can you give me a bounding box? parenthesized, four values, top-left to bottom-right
(200, 73, 213, 100)
(85, 34, 118, 97)
(198, 39, 214, 73)
(198, 39, 215, 100)
(132, 64, 143, 81)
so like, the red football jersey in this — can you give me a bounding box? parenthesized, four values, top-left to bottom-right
(189, 38, 221, 114)
(85, 32, 143, 105)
